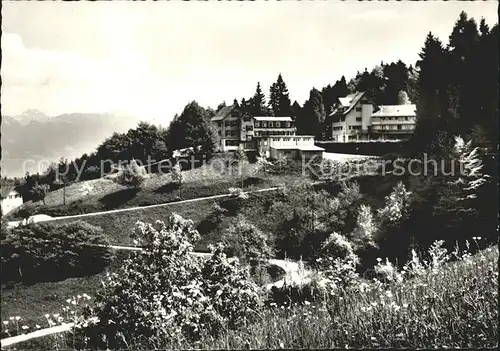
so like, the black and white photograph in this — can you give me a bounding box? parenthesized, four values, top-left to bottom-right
(0, 0, 498, 349)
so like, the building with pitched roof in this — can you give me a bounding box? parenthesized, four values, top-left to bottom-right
(1, 186, 23, 215)
(211, 105, 323, 160)
(326, 92, 417, 142)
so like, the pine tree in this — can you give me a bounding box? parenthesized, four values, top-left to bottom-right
(479, 18, 490, 37)
(249, 82, 268, 116)
(298, 88, 326, 138)
(269, 74, 292, 117)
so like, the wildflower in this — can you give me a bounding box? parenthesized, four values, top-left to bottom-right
(15, 316, 21, 321)
(35, 325, 41, 329)
(402, 303, 408, 308)
(53, 314, 60, 318)
(22, 325, 29, 330)
(9, 317, 14, 321)
(385, 290, 393, 298)
(66, 299, 72, 304)
(44, 314, 50, 318)
(371, 336, 377, 341)
(2, 321, 8, 325)
(304, 300, 311, 306)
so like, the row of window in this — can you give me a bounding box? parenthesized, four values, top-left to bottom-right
(373, 125, 415, 131)
(5, 194, 21, 199)
(254, 131, 295, 136)
(225, 121, 239, 128)
(225, 130, 239, 137)
(255, 121, 292, 128)
(271, 137, 311, 142)
(224, 139, 256, 147)
(373, 116, 415, 121)
(349, 126, 362, 130)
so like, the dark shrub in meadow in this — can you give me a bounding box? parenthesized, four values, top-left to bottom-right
(1, 221, 113, 284)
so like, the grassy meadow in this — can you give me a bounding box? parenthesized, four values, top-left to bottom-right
(5, 244, 498, 349)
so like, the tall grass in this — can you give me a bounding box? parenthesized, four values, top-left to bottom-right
(199, 244, 499, 349)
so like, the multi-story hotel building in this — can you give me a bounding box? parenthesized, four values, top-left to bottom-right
(211, 105, 324, 160)
(327, 91, 417, 142)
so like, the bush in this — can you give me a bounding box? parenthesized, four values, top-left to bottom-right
(80, 214, 262, 349)
(114, 159, 148, 188)
(221, 215, 274, 266)
(1, 221, 113, 284)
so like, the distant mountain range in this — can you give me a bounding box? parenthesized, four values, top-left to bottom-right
(1, 110, 144, 177)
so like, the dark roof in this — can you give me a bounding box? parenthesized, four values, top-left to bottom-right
(211, 105, 236, 121)
(1, 186, 18, 199)
(328, 91, 366, 118)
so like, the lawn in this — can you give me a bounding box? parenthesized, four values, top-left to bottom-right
(8, 157, 311, 220)
(1, 250, 131, 335)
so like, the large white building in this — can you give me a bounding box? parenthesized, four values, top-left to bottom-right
(327, 92, 417, 142)
(211, 105, 324, 160)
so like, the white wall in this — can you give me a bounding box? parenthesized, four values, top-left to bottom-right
(1, 194, 23, 215)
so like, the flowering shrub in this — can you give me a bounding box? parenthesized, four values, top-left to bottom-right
(114, 159, 148, 188)
(79, 214, 262, 349)
(377, 181, 413, 225)
(171, 163, 183, 185)
(348, 204, 378, 251)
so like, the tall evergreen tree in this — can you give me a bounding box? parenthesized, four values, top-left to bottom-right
(298, 88, 326, 139)
(479, 18, 490, 37)
(412, 32, 454, 155)
(269, 74, 292, 117)
(249, 82, 269, 116)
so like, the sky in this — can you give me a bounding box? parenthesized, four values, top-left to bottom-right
(1, 1, 497, 125)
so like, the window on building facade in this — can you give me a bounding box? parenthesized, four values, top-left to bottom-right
(286, 122, 291, 127)
(255, 121, 260, 127)
(243, 115, 251, 122)
(276, 121, 281, 128)
(356, 107, 362, 112)
(262, 122, 267, 128)
(356, 117, 362, 122)
(246, 125, 253, 131)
